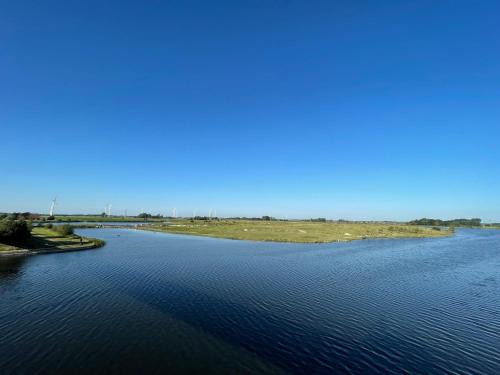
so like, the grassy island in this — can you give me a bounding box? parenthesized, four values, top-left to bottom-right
(0, 225, 105, 256)
(138, 219, 454, 243)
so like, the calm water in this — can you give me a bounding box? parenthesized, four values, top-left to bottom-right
(51, 221, 148, 226)
(1, 229, 499, 374)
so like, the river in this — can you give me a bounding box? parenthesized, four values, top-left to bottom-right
(1, 228, 499, 374)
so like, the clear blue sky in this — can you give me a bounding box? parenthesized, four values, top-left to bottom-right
(1, 0, 499, 221)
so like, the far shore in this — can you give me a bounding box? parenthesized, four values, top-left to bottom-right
(5, 217, 496, 251)
(130, 219, 455, 244)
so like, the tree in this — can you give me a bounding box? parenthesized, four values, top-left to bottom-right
(0, 219, 31, 242)
(408, 218, 482, 227)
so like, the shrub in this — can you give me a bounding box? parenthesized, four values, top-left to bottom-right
(0, 219, 32, 242)
(54, 224, 74, 236)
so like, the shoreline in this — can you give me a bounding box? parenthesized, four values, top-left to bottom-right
(129, 220, 455, 244)
(0, 226, 106, 257)
(0, 243, 102, 257)
(135, 226, 453, 244)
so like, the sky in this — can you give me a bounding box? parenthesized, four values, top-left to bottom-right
(1, 0, 499, 221)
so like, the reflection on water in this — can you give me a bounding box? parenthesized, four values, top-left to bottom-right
(0, 256, 27, 280)
(1, 228, 499, 374)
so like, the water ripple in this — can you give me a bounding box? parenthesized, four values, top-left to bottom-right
(1, 228, 499, 374)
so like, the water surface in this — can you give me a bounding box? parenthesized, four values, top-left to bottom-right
(51, 221, 148, 226)
(1, 229, 499, 374)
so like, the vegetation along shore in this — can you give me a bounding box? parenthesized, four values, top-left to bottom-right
(137, 219, 455, 243)
(5, 212, 497, 246)
(0, 216, 105, 256)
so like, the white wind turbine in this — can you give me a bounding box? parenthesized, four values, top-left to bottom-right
(49, 197, 57, 216)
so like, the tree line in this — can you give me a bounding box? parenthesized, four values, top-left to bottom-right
(408, 218, 482, 227)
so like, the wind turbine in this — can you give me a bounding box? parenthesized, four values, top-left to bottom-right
(172, 208, 177, 218)
(49, 197, 57, 216)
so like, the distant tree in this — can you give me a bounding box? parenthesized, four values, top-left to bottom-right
(194, 216, 209, 220)
(138, 213, 152, 221)
(469, 218, 482, 227)
(408, 218, 482, 227)
(101, 212, 107, 217)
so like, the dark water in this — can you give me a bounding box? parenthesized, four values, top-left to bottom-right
(1, 229, 499, 374)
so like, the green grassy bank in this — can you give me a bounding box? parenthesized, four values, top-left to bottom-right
(0, 226, 105, 254)
(139, 220, 454, 243)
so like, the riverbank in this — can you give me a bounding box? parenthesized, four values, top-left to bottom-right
(137, 220, 454, 243)
(0, 227, 105, 256)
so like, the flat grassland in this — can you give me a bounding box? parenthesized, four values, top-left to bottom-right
(141, 220, 453, 243)
(0, 227, 104, 253)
